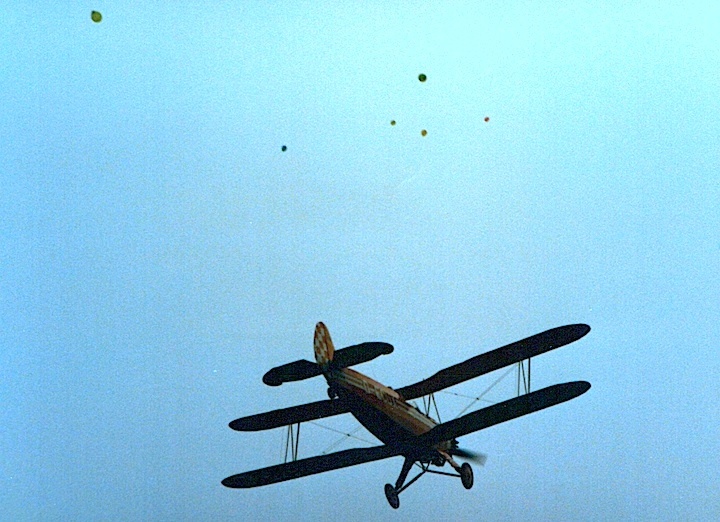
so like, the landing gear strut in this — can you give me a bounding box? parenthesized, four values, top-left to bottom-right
(383, 455, 475, 508)
(383, 457, 413, 509)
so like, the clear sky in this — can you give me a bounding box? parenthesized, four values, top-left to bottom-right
(2, 2, 719, 520)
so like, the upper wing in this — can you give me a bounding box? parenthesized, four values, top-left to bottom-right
(231, 325, 589, 430)
(222, 444, 402, 488)
(414, 381, 591, 449)
(229, 399, 350, 431)
(395, 324, 590, 400)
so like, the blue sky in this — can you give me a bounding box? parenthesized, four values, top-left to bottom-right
(2, 2, 719, 520)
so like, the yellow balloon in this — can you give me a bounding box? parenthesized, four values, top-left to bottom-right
(421, 129, 427, 136)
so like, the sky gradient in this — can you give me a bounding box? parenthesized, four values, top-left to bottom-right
(2, 2, 719, 520)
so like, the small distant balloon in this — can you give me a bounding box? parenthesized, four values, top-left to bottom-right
(418, 74, 427, 82)
(390, 120, 396, 126)
(484, 116, 490, 122)
(91, 11, 102, 23)
(281, 145, 287, 152)
(421, 129, 427, 136)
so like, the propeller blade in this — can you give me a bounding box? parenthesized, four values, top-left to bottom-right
(451, 448, 488, 466)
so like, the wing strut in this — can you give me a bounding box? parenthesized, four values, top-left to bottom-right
(284, 423, 300, 462)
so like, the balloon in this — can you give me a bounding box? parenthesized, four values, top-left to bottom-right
(418, 74, 427, 82)
(421, 129, 427, 136)
(91, 11, 102, 23)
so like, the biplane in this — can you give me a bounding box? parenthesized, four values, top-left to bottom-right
(222, 322, 591, 509)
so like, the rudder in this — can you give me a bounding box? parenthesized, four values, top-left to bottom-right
(314, 322, 335, 367)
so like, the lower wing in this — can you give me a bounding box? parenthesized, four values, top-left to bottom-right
(222, 445, 402, 488)
(415, 381, 591, 449)
(223, 381, 590, 488)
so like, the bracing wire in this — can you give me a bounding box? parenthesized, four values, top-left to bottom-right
(444, 365, 516, 419)
(310, 421, 377, 454)
(288, 364, 521, 459)
(441, 389, 496, 403)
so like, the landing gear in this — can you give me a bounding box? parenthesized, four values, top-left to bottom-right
(384, 483, 400, 509)
(383, 454, 476, 508)
(460, 462, 474, 490)
(383, 457, 413, 508)
(327, 386, 338, 399)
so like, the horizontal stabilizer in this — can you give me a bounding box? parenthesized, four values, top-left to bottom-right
(229, 399, 349, 431)
(262, 342, 394, 386)
(222, 445, 402, 488)
(396, 324, 590, 400)
(416, 381, 591, 450)
(263, 359, 321, 386)
(333, 342, 394, 368)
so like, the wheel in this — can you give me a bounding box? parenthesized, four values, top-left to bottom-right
(384, 483, 400, 509)
(460, 462, 474, 490)
(327, 386, 337, 399)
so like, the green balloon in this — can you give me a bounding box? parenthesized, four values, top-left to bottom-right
(418, 73, 427, 82)
(91, 11, 102, 23)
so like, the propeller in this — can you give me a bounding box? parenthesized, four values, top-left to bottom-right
(450, 447, 488, 466)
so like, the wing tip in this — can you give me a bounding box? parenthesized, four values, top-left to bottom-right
(262, 372, 283, 386)
(557, 380, 591, 402)
(221, 475, 248, 488)
(549, 323, 591, 348)
(575, 323, 591, 336)
(576, 380, 591, 394)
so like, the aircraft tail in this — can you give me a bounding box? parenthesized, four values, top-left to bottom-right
(314, 322, 335, 368)
(262, 323, 393, 386)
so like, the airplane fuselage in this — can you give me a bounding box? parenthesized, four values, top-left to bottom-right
(326, 367, 442, 449)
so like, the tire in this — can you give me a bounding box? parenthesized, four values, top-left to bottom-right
(460, 463, 474, 490)
(384, 483, 400, 509)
